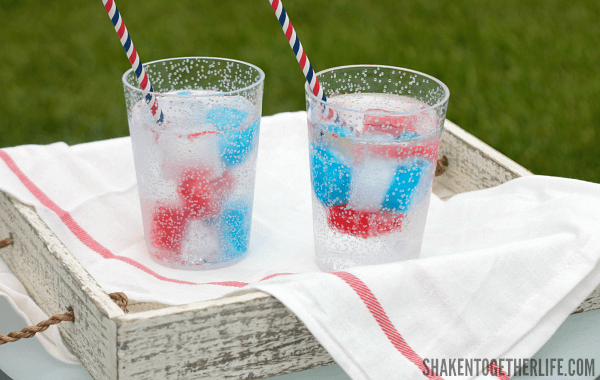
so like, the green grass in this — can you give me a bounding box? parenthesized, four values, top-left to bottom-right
(1, 0, 599, 182)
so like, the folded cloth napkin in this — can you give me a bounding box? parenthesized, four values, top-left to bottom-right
(1, 111, 600, 379)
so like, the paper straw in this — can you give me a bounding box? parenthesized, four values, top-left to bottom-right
(102, 0, 165, 125)
(269, 0, 342, 124)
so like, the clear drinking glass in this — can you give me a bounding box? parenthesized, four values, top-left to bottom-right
(305, 65, 449, 271)
(123, 57, 264, 270)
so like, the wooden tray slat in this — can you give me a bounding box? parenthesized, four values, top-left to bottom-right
(433, 120, 532, 199)
(116, 290, 333, 380)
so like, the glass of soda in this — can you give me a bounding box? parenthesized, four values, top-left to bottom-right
(305, 65, 449, 271)
(122, 57, 264, 270)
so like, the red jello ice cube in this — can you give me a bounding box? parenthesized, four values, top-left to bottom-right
(363, 108, 419, 136)
(150, 205, 190, 257)
(177, 168, 234, 218)
(350, 136, 440, 164)
(327, 205, 404, 239)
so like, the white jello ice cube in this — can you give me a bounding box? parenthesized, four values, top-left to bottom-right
(347, 157, 399, 212)
(180, 219, 221, 264)
(157, 126, 224, 181)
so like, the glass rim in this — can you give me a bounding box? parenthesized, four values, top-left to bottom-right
(122, 57, 265, 97)
(304, 64, 450, 116)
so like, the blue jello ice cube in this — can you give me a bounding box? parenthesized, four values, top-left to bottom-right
(207, 106, 259, 167)
(207, 106, 248, 129)
(320, 122, 352, 138)
(397, 130, 420, 141)
(310, 144, 352, 207)
(381, 159, 427, 213)
(219, 200, 251, 259)
(219, 119, 259, 167)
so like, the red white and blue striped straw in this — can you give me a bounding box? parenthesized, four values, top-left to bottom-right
(269, 0, 342, 123)
(102, 0, 165, 125)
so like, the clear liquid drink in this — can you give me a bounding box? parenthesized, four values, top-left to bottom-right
(305, 66, 449, 271)
(123, 58, 264, 270)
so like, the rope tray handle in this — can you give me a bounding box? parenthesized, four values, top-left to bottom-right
(0, 237, 129, 345)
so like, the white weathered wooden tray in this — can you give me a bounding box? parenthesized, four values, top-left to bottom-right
(1, 120, 599, 380)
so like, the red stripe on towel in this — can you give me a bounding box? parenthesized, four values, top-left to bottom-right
(332, 271, 445, 380)
(260, 273, 295, 281)
(0, 150, 249, 288)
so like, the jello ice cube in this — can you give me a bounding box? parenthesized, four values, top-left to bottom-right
(309, 144, 352, 207)
(397, 130, 420, 141)
(158, 126, 223, 181)
(180, 219, 220, 264)
(347, 158, 399, 212)
(206, 106, 259, 167)
(308, 104, 354, 139)
(206, 106, 249, 129)
(177, 168, 234, 218)
(320, 122, 352, 139)
(219, 201, 251, 260)
(350, 137, 441, 164)
(363, 109, 419, 138)
(150, 205, 190, 258)
(381, 159, 428, 213)
(219, 119, 259, 167)
(327, 205, 404, 239)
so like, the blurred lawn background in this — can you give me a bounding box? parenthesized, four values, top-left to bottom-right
(0, 0, 598, 182)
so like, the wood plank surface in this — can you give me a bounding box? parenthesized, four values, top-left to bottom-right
(0, 191, 123, 380)
(572, 286, 600, 314)
(115, 290, 334, 380)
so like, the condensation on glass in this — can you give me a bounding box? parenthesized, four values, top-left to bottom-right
(305, 65, 449, 271)
(123, 57, 264, 270)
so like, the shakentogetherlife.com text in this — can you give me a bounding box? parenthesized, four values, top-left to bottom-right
(422, 358, 595, 377)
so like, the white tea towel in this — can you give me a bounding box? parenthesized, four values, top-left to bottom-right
(253, 175, 600, 379)
(1, 111, 600, 379)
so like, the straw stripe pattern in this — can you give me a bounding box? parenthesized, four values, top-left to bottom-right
(268, 0, 342, 124)
(102, 0, 164, 125)
(269, 0, 325, 102)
